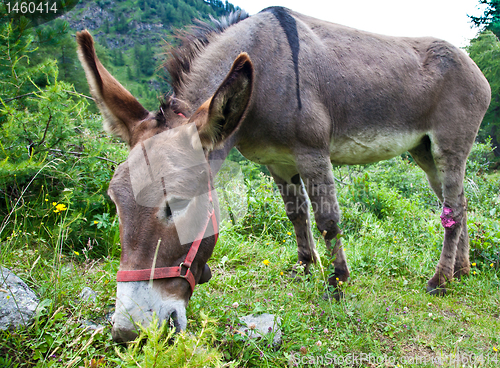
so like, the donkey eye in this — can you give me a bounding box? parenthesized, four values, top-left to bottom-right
(165, 204, 172, 218)
(164, 198, 190, 219)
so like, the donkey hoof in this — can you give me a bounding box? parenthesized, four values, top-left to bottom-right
(426, 284, 447, 296)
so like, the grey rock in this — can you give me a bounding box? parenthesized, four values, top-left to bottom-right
(240, 313, 282, 345)
(79, 287, 97, 303)
(0, 267, 39, 330)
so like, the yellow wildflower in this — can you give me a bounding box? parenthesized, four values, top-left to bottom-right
(53, 203, 67, 213)
(472, 262, 476, 266)
(283, 239, 286, 242)
(45, 198, 48, 202)
(262, 259, 270, 266)
(94, 221, 99, 224)
(287, 232, 292, 235)
(73, 251, 79, 256)
(473, 271, 477, 275)
(494, 347, 498, 352)
(280, 272, 284, 276)
(491, 263, 494, 267)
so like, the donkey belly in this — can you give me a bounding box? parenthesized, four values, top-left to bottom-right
(329, 130, 426, 165)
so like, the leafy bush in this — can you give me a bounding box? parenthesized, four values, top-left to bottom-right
(467, 138, 496, 174)
(343, 173, 386, 219)
(0, 21, 126, 257)
(467, 31, 500, 155)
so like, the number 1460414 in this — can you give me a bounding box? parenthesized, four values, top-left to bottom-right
(6, 2, 58, 14)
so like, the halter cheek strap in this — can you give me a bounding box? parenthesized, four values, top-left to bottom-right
(116, 178, 218, 296)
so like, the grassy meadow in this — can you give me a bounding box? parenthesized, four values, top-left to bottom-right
(1, 129, 499, 367)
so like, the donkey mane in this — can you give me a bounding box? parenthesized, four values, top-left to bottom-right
(165, 10, 249, 95)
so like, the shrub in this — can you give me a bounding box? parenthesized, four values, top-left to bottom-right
(0, 21, 126, 257)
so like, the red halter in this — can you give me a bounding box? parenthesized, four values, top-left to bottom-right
(116, 175, 218, 295)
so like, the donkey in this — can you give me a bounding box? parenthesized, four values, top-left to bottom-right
(77, 7, 490, 343)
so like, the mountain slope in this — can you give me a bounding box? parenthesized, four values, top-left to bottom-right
(42, 0, 242, 109)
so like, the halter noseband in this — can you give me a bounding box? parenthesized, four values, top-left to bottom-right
(116, 170, 218, 296)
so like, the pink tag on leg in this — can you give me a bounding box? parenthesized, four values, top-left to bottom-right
(440, 206, 457, 228)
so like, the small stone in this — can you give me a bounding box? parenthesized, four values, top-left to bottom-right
(240, 313, 282, 345)
(0, 267, 39, 330)
(79, 287, 97, 303)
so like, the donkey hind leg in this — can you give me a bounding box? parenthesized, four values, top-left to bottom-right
(294, 153, 350, 289)
(409, 136, 469, 295)
(267, 165, 318, 275)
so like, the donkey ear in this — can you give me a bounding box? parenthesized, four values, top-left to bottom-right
(191, 53, 253, 149)
(76, 30, 150, 145)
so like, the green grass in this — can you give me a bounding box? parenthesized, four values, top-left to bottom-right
(1, 152, 499, 367)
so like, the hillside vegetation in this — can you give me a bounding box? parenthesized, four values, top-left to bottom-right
(33, 0, 241, 110)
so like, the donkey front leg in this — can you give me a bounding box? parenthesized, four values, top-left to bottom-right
(268, 165, 317, 274)
(295, 153, 350, 288)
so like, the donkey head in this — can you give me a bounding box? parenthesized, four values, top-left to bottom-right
(76, 30, 253, 343)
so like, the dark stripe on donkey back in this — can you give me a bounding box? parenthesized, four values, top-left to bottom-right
(262, 6, 302, 110)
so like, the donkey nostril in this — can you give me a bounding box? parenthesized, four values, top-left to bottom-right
(170, 311, 182, 333)
(112, 327, 139, 344)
